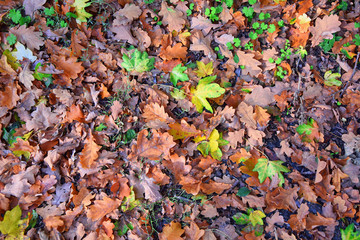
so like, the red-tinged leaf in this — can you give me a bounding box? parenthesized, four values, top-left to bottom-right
(168, 119, 201, 141)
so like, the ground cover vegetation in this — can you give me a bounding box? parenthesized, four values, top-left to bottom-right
(0, 0, 360, 239)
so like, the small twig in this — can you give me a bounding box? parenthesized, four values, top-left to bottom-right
(223, 179, 240, 194)
(340, 52, 360, 97)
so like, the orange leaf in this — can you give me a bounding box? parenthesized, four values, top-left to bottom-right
(159, 43, 188, 61)
(87, 196, 121, 221)
(51, 55, 84, 86)
(66, 104, 85, 123)
(128, 129, 176, 161)
(142, 102, 174, 129)
(184, 222, 205, 240)
(254, 106, 270, 127)
(159, 221, 184, 240)
(79, 133, 101, 169)
(0, 81, 19, 109)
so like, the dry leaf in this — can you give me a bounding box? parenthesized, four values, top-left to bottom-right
(159, 1, 186, 32)
(87, 196, 121, 221)
(159, 221, 184, 240)
(309, 14, 341, 47)
(79, 132, 101, 169)
(235, 50, 262, 77)
(10, 25, 44, 50)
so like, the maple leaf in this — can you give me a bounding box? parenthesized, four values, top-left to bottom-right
(252, 158, 290, 186)
(170, 64, 188, 86)
(159, 2, 186, 32)
(72, 0, 92, 23)
(194, 61, 214, 78)
(196, 129, 228, 160)
(0, 205, 28, 239)
(341, 224, 360, 240)
(191, 76, 225, 113)
(122, 49, 155, 74)
(248, 210, 266, 227)
(309, 14, 341, 47)
(128, 129, 175, 161)
(168, 120, 201, 141)
(79, 133, 101, 169)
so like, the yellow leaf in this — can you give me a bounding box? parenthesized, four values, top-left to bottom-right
(249, 210, 266, 226)
(194, 61, 213, 78)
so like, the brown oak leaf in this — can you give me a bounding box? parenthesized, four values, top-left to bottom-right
(168, 119, 201, 141)
(0, 81, 20, 109)
(237, 102, 256, 129)
(235, 50, 262, 77)
(87, 195, 121, 221)
(159, 1, 186, 32)
(190, 30, 216, 60)
(159, 221, 184, 240)
(159, 43, 188, 61)
(128, 129, 176, 161)
(142, 102, 174, 130)
(309, 14, 341, 47)
(244, 85, 275, 108)
(10, 25, 44, 50)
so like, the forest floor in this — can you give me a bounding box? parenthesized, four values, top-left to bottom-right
(0, 0, 360, 239)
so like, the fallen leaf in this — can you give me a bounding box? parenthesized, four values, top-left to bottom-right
(142, 102, 174, 129)
(159, 43, 188, 61)
(191, 15, 221, 35)
(10, 25, 44, 50)
(184, 221, 205, 240)
(159, 221, 184, 240)
(237, 102, 256, 129)
(87, 196, 121, 221)
(244, 86, 275, 108)
(190, 30, 216, 60)
(254, 106, 270, 127)
(159, 1, 186, 32)
(168, 120, 201, 141)
(24, 0, 46, 17)
(128, 129, 176, 161)
(309, 14, 341, 47)
(235, 50, 262, 77)
(0, 81, 20, 109)
(79, 132, 101, 169)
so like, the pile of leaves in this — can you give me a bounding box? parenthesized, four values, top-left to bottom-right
(0, 0, 360, 239)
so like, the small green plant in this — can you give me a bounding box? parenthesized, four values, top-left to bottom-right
(249, 31, 258, 40)
(319, 34, 341, 53)
(278, 20, 284, 27)
(170, 64, 189, 86)
(295, 46, 308, 58)
(233, 208, 265, 236)
(186, 3, 195, 16)
(6, 34, 17, 45)
(43, 6, 68, 28)
(341, 224, 360, 240)
(244, 42, 254, 50)
(234, 38, 241, 47)
(242, 6, 254, 18)
(353, 34, 360, 46)
(194, 129, 229, 160)
(296, 118, 315, 135)
(114, 221, 134, 237)
(121, 49, 155, 74)
(120, 187, 141, 212)
(276, 66, 287, 80)
(205, 6, 223, 22)
(7, 8, 31, 26)
(324, 70, 342, 87)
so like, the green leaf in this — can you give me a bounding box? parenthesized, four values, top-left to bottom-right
(94, 123, 107, 131)
(44, 7, 55, 16)
(296, 123, 313, 135)
(121, 49, 155, 74)
(194, 61, 213, 78)
(249, 0, 256, 5)
(7, 34, 17, 45)
(71, 0, 92, 22)
(233, 212, 250, 225)
(8, 9, 22, 24)
(170, 64, 188, 86)
(268, 24, 276, 33)
(237, 187, 251, 197)
(0, 205, 28, 238)
(249, 31, 258, 40)
(191, 76, 225, 113)
(341, 224, 360, 240)
(353, 34, 360, 46)
(248, 210, 266, 226)
(242, 7, 254, 18)
(324, 70, 342, 86)
(197, 141, 210, 156)
(253, 158, 290, 186)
